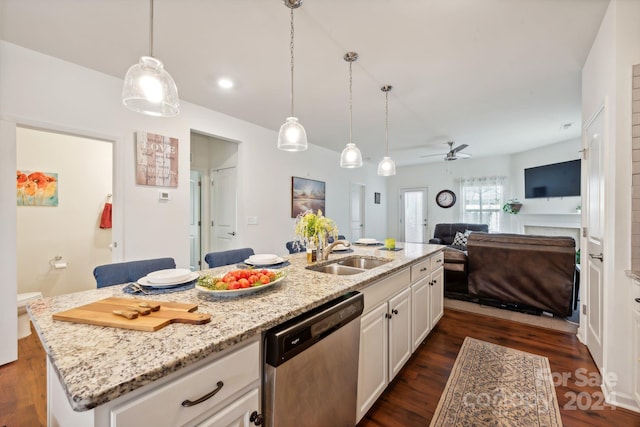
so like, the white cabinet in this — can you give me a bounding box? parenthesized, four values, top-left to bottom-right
(388, 288, 412, 379)
(410, 251, 444, 351)
(356, 268, 411, 422)
(48, 339, 262, 427)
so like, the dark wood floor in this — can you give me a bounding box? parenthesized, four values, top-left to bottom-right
(357, 308, 640, 427)
(2, 310, 639, 427)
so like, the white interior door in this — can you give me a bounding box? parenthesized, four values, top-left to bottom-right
(584, 104, 605, 369)
(211, 167, 237, 251)
(400, 188, 428, 243)
(189, 170, 201, 271)
(350, 183, 365, 240)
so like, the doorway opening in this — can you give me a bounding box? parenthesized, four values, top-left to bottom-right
(16, 126, 113, 297)
(190, 131, 239, 269)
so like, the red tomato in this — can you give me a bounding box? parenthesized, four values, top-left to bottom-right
(222, 275, 234, 283)
(228, 282, 241, 290)
(259, 275, 270, 284)
(268, 272, 276, 280)
(260, 269, 269, 275)
(238, 278, 250, 288)
(248, 275, 258, 284)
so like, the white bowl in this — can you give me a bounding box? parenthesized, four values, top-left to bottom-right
(248, 254, 279, 264)
(357, 238, 378, 244)
(147, 268, 192, 284)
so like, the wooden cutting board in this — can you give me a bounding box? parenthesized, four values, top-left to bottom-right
(52, 297, 211, 332)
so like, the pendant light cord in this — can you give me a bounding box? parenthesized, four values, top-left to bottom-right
(290, 6, 295, 117)
(349, 61, 353, 143)
(149, 0, 154, 57)
(385, 90, 389, 156)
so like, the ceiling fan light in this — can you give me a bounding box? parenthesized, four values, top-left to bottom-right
(277, 116, 308, 151)
(340, 143, 363, 168)
(123, 56, 180, 117)
(377, 156, 396, 176)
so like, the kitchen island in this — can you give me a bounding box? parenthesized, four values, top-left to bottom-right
(28, 243, 444, 426)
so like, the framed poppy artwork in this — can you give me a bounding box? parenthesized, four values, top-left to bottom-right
(17, 170, 59, 206)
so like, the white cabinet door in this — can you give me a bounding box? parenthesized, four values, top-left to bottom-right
(411, 276, 431, 351)
(195, 388, 259, 427)
(388, 288, 412, 380)
(633, 309, 640, 406)
(356, 303, 389, 422)
(430, 267, 444, 327)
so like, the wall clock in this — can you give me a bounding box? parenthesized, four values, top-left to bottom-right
(436, 190, 456, 208)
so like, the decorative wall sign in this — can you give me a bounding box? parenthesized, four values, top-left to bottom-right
(135, 131, 179, 187)
(17, 170, 58, 206)
(291, 176, 326, 218)
(374, 192, 381, 204)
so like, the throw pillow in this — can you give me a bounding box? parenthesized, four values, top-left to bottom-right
(452, 231, 467, 246)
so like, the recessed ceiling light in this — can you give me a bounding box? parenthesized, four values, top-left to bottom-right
(217, 78, 234, 89)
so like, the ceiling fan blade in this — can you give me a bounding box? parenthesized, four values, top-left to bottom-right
(456, 152, 472, 159)
(419, 152, 447, 158)
(451, 144, 468, 153)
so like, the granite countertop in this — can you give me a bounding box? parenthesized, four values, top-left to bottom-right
(28, 243, 443, 411)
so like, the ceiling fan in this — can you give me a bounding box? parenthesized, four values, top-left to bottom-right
(421, 141, 471, 161)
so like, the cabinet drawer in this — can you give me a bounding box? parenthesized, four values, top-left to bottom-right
(110, 340, 259, 427)
(410, 258, 431, 282)
(431, 251, 444, 271)
(361, 268, 411, 314)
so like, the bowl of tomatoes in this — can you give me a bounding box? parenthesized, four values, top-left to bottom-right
(195, 268, 286, 297)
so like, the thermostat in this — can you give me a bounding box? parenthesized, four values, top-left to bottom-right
(159, 191, 170, 201)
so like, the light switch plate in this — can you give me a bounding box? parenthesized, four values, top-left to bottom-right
(247, 216, 258, 225)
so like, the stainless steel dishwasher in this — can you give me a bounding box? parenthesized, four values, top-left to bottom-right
(263, 291, 364, 427)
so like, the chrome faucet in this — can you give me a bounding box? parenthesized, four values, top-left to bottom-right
(322, 239, 351, 260)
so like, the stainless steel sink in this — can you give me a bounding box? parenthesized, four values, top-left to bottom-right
(306, 263, 365, 275)
(337, 257, 390, 270)
(306, 255, 391, 275)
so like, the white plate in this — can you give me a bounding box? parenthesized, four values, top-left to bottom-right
(248, 254, 279, 264)
(196, 270, 286, 297)
(146, 268, 192, 284)
(356, 238, 379, 245)
(243, 256, 285, 266)
(138, 272, 199, 288)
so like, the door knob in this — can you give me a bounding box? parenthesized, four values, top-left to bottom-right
(227, 231, 236, 236)
(588, 253, 603, 262)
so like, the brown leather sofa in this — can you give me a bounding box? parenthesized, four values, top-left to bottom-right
(467, 232, 576, 317)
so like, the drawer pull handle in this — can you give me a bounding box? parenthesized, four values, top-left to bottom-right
(436, 259, 442, 263)
(392, 309, 398, 315)
(635, 298, 640, 303)
(181, 381, 224, 407)
(420, 267, 428, 272)
(250, 411, 264, 425)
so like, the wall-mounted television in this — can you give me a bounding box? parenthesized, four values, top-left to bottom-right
(524, 159, 581, 199)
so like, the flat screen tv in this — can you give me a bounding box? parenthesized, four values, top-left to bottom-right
(524, 159, 581, 199)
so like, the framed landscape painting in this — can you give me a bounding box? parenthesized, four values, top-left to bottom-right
(291, 177, 325, 218)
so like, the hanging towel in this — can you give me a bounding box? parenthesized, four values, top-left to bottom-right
(100, 202, 112, 229)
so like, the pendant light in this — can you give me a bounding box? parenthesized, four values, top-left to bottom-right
(377, 85, 396, 176)
(277, 0, 308, 151)
(340, 52, 363, 168)
(122, 0, 180, 117)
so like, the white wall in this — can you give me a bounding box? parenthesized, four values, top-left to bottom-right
(387, 155, 509, 238)
(509, 138, 582, 214)
(581, 0, 640, 412)
(16, 127, 113, 297)
(0, 41, 386, 363)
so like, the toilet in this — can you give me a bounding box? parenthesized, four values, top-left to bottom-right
(17, 292, 42, 339)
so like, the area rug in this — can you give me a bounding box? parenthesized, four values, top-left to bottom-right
(430, 337, 563, 427)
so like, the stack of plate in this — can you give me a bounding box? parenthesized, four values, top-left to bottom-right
(245, 254, 285, 266)
(356, 238, 379, 245)
(138, 268, 198, 288)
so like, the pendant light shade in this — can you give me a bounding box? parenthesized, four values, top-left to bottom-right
(340, 52, 363, 168)
(377, 85, 396, 176)
(122, 0, 179, 117)
(278, 0, 308, 151)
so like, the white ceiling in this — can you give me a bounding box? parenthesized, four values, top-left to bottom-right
(0, 0, 609, 166)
